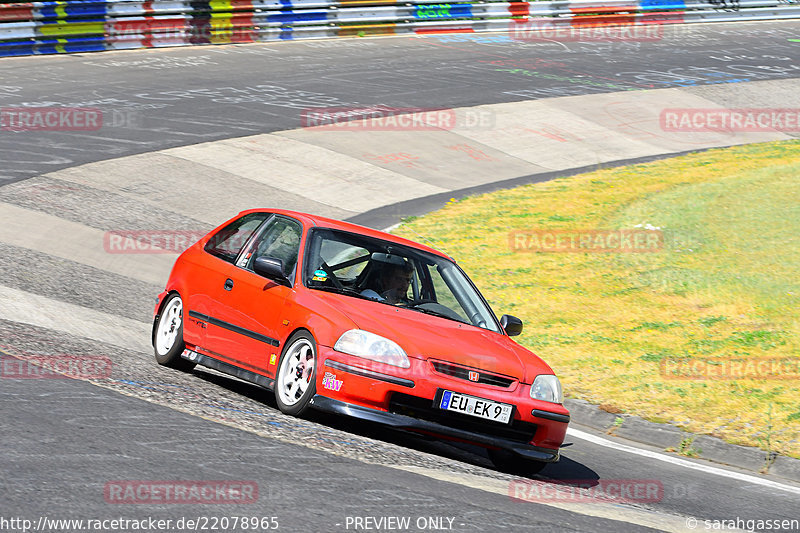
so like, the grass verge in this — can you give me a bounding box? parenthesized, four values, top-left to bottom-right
(393, 140, 800, 459)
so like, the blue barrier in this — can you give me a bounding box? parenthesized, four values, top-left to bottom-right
(639, 0, 686, 10)
(265, 10, 330, 22)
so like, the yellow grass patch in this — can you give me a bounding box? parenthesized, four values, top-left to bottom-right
(394, 141, 800, 459)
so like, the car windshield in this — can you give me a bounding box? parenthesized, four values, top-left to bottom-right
(303, 228, 501, 333)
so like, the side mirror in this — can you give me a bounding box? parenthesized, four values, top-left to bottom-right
(500, 314, 523, 337)
(253, 257, 291, 286)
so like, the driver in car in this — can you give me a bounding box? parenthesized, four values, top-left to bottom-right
(361, 262, 414, 304)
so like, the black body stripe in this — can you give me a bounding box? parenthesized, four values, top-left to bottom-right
(188, 310, 280, 347)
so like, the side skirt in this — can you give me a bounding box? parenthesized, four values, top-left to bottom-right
(182, 349, 275, 391)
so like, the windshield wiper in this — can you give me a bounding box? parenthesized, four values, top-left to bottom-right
(406, 305, 469, 325)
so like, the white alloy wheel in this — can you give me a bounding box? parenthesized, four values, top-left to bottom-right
(156, 296, 182, 356)
(275, 332, 317, 415)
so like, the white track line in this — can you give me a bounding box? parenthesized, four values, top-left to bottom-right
(394, 465, 696, 533)
(568, 427, 800, 496)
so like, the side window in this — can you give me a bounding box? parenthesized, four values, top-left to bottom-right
(318, 240, 370, 282)
(303, 230, 375, 288)
(242, 217, 302, 275)
(204, 213, 270, 263)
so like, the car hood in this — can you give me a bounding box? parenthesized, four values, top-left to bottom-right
(311, 290, 553, 383)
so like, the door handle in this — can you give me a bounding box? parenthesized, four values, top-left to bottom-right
(224, 278, 234, 291)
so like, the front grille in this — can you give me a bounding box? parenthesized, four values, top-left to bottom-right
(431, 361, 516, 388)
(388, 393, 537, 444)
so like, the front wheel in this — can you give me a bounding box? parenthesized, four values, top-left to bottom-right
(275, 331, 317, 416)
(153, 294, 195, 371)
(488, 449, 548, 475)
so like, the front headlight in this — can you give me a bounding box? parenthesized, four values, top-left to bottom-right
(333, 329, 410, 369)
(529, 375, 563, 404)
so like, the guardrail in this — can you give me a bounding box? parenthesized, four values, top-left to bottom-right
(1, 0, 798, 56)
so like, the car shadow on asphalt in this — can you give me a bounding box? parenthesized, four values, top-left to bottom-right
(190, 365, 600, 484)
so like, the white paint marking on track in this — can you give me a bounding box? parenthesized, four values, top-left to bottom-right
(0, 201, 175, 285)
(567, 427, 800, 496)
(0, 285, 151, 352)
(392, 465, 696, 533)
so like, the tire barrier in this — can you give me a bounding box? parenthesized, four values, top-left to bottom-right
(1, 0, 799, 57)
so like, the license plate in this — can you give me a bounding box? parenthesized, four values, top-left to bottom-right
(439, 390, 513, 424)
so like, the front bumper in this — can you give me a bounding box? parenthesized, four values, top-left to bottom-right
(310, 395, 560, 462)
(315, 348, 570, 461)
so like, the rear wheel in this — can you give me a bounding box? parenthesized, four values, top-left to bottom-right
(488, 449, 548, 475)
(153, 294, 195, 371)
(275, 331, 317, 416)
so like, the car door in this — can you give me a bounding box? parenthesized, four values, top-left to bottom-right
(189, 212, 271, 367)
(205, 215, 303, 375)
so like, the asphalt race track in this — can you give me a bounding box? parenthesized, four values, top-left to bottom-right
(1, 21, 800, 533)
(2, 22, 800, 185)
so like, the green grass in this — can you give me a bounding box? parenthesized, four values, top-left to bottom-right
(394, 140, 800, 458)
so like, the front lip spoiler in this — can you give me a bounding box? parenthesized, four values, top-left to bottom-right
(310, 395, 560, 463)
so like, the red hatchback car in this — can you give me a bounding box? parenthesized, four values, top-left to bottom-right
(153, 209, 569, 472)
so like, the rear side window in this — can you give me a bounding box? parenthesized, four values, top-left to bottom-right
(204, 213, 270, 263)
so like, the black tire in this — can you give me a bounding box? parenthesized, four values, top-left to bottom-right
(274, 331, 317, 416)
(489, 449, 548, 476)
(153, 293, 195, 371)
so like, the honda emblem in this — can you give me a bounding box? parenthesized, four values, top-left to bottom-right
(468, 371, 479, 382)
